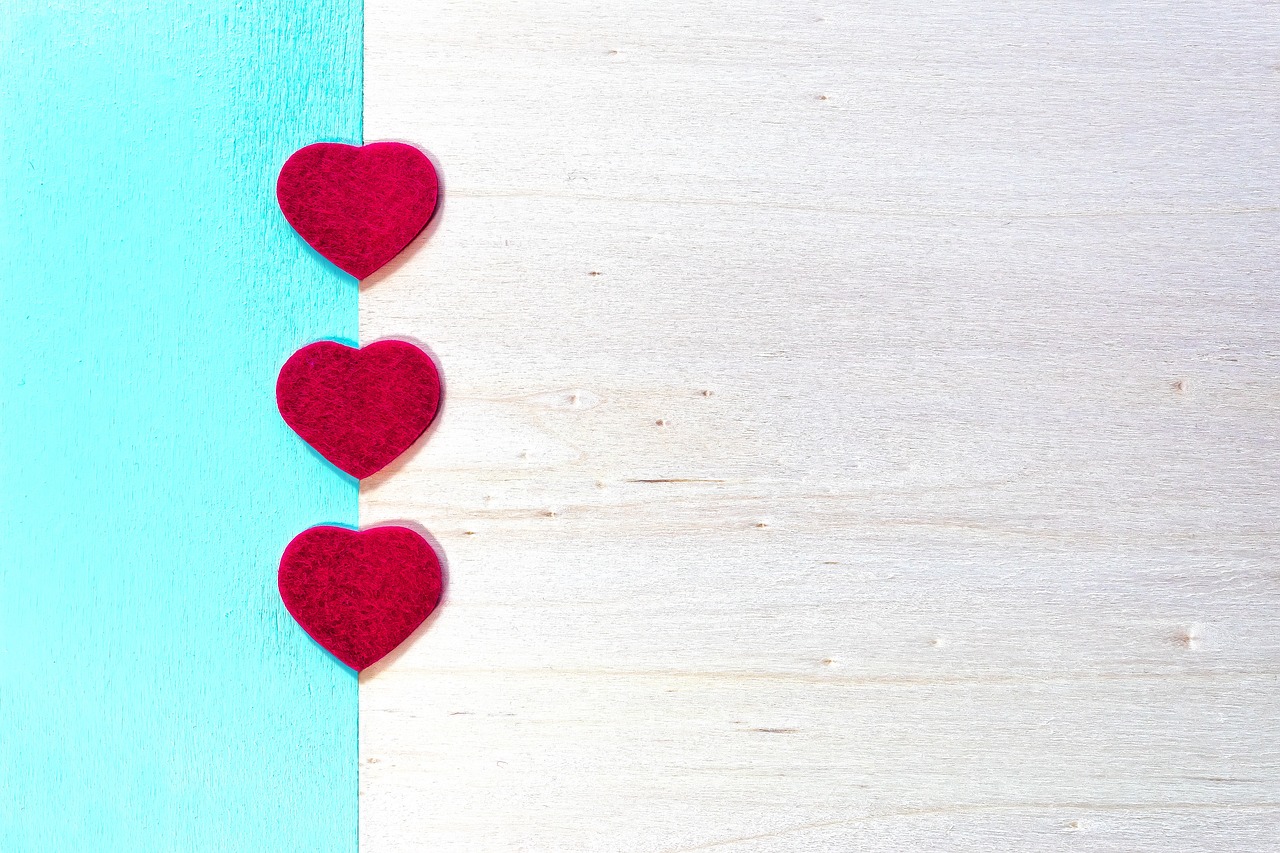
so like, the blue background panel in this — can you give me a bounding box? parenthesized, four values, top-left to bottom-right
(0, 3, 362, 849)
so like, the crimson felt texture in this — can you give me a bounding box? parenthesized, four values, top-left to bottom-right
(276, 141, 439, 280)
(277, 339, 441, 479)
(279, 525, 443, 672)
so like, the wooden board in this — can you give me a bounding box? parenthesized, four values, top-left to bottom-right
(360, 1, 1280, 849)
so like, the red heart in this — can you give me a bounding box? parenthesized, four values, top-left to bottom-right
(276, 141, 439, 280)
(279, 525, 444, 671)
(276, 339, 441, 479)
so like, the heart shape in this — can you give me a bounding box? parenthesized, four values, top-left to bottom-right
(277, 339, 441, 479)
(276, 141, 439, 280)
(279, 525, 443, 671)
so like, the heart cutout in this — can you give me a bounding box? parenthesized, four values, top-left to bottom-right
(279, 525, 444, 671)
(277, 339, 441, 479)
(276, 141, 439, 280)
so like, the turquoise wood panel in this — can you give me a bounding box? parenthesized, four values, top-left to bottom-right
(0, 3, 361, 849)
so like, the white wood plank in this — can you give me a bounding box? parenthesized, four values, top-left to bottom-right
(361, 1, 1280, 849)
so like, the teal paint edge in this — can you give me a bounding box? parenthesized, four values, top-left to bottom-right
(0, 2, 362, 850)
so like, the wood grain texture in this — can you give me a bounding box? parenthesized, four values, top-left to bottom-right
(360, 1, 1280, 849)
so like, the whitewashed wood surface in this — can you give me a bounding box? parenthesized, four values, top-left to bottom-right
(360, 2, 1280, 849)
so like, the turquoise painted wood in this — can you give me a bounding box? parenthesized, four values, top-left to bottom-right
(0, 3, 362, 849)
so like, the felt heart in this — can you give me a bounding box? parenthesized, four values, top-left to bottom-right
(279, 525, 443, 671)
(276, 141, 439, 280)
(277, 339, 441, 479)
